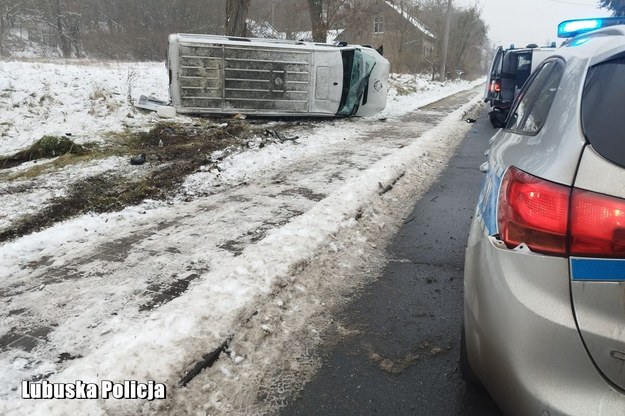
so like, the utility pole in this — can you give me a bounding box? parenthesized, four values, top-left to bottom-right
(439, 0, 452, 81)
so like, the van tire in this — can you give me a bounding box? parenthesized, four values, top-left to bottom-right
(489, 111, 506, 128)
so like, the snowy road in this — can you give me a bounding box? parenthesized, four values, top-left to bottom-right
(281, 107, 503, 416)
(1, 83, 483, 415)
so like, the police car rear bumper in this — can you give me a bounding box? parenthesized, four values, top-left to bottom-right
(463, 219, 625, 416)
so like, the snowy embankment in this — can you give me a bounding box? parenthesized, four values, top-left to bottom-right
(0, 60, 478, 156)
(0, 59, 484, 415)
(0, 60, 168, 157)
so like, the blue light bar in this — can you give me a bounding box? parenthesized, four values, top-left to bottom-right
(558, 19, 601, 37)
(558, 17, 625, 38)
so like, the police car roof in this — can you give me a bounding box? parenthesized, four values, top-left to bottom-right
(555, 25, 625, 66)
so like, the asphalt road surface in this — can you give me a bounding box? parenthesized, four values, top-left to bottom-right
(281, 107, 505, 416)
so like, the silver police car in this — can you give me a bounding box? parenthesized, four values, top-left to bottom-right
(462, 18, 625, 415)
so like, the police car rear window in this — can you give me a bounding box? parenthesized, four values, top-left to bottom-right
(582, 58, 625, 167)
(506, 60, 563, 134)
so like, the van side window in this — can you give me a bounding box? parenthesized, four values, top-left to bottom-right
(506, 60, 564, 134)
(517, 55, 531, 70)
(515, 53, 532, 87)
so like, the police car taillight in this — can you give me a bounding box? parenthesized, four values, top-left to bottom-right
(499, 167, 625, 257)
(498, 167, 569, 255)
(570, 190, 625, 257)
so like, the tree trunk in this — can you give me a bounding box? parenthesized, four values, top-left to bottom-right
(69, 16, 81, 57)
(0, 8, 5, 57)
(0, 1, 19, 57)
(57, 17, 71, 57)
(307, 0, 326, 42)
(51, 0, 71, 57)
(225, 0, 249, 37)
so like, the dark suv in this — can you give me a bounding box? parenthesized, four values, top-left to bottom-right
(484, 44, 555, 127)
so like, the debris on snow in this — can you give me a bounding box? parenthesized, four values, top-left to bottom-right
(129, 153, 146, 165)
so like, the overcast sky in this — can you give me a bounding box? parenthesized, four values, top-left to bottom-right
(453, 0, 612, 48)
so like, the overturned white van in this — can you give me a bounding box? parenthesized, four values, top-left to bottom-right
(167, 34, 390, 117)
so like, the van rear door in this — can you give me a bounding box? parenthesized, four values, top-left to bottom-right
(500, 50, 531, 105)
(485, 46, 504, 102)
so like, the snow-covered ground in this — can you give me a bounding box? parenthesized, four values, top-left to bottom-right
(0, 60, 168, 156)
(0, 59, 484, 415)
(0, 60, 477, 155)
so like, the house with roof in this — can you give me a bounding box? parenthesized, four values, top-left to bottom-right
(337, 0, 436, 73)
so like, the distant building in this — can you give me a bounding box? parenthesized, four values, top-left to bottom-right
(337, 0, 436, 73)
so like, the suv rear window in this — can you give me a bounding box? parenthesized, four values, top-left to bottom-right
(582, 57, 625, 167)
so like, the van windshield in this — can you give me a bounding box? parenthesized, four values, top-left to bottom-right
(337, 50, 377, 116)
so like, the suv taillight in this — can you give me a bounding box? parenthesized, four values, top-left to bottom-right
(498, 167, 569, 255)
(489, 80, 501, 93)
(570, 190, 625, 257)
(498, 167, 625, 257)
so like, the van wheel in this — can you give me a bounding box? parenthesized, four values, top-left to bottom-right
(460, 321, 481, 385)
(489, 111, 506, 128)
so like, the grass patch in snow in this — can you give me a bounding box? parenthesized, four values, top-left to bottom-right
(88, 86, 122, 116)
(0, 120, 269, 242)
(4, 120, 250, 180)
(0, 135, 86, 170)
(7, 151, 104, 180)
(394, 83, 418, 96)
(26, 135, 85, 158)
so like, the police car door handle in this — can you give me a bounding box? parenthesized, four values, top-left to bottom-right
(479, 162, 489, 173)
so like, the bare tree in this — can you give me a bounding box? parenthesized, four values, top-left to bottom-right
(5, 0, 222, 59)
(600, 0, 625, 15)
(418, 0, 487, 78)
(225, 0, 249, 36)
(25, 0, 83, 57)
(0, 0, 22, 56)
(307, 0, 324, 41)
(447, 4, 486, 78)
(307, 0, 347, 42)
